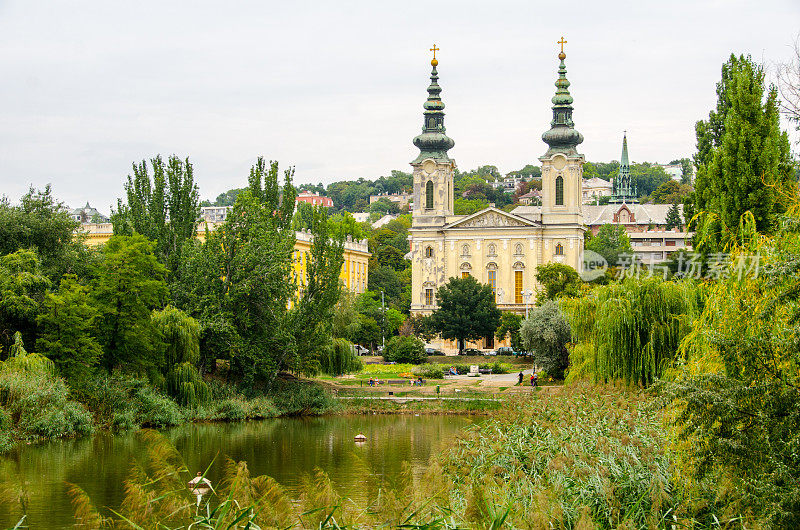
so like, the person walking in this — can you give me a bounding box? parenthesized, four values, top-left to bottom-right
(533, 372, 538, 387)
(518, 371, 523, 385)
(530, 373, 535, 387)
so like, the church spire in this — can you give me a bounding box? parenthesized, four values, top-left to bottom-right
(541, 38, 584, 157)
(612, 132, 637, 202)
(412, 45, 455, 164)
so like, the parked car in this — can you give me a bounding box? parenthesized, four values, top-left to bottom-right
(425, 347, 443, 356)
(482, 349, 497, 356)
(495, 346, 514, 356)
(352, 345, 370, 356)
(460, 348, 482, 356)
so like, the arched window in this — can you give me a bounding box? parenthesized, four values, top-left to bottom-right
(514, 243, 524, 256)
(555, 243, 564, 256)
(425, 246, 433, 258)
(425, 180, 434, 209)
(487, 243, 497, 256)
(555, 176, 564, 206)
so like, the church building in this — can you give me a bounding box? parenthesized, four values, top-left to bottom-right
(408, 42, 586, 345)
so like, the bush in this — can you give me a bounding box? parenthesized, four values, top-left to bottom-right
(0, 407, 11, 430)
(383, 336, 426, 364)
(414, 364, 445, 379)
(0, 370, 93, 442)
(214, 398, 248, 421)
(80, 373, 183, 430)
(135, 385, 183, 428)
(270, 381, 337, 416)
(320, 338, 363, 376)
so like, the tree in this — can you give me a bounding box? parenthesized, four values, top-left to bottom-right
(495, 312, 523, 351)
(585, 225, 633, 270)
(172, 159, 297, 387)
(520, 301, 571, 379)
(93, 234, 168, 373)
(430, 276, 501, 355)
(383, 335, 426, 364)
(351, 315, 381, 352)
(410, 314, 438, 342)
(0, 186, 84, 281)
(112, 154, 200, 267)
(36, 274, 102, 383)
(694, 54, 795, 250)
(534, 263, 582, 304)
(776, 36, 800, 138)
(0, 250, 51, 355)
(151, 305, 200, 372)
(665, 203, 683, 231)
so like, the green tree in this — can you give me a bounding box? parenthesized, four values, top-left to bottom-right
(351, 315, 381, 352)
(665, 203, 683, 231)
(152, 305, 200, 371)
(36, 274, 102, 382)
(93, 234, 168, 373)
(495, 312, 523, 351)
(430, 276, 501, 355)
(112, 154, 200, 267)
(173, 159, 297, 387)
(0, 249, 51, 354)
(520, 301, 571, 379)
(0, 186, 85, 281)
(410, 314, 438, 343)
(694, 54, 795, 249)
(585, 225, 633, 270)
(383, 335, 426, 364)
(534, 263, 582, 304)
(288, 203, 345, 376)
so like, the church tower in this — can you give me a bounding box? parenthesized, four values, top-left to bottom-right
(411, 45, 455, 227)
(540, 40, 585, 226)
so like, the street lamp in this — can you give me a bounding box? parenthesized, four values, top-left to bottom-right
(521, 290, 533, 320)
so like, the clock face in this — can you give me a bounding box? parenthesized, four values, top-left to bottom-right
(422, 160, 436, 174)
(552, 155, 567, 170)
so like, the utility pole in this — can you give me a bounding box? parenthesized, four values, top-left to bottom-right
(522, 290, 532, 320)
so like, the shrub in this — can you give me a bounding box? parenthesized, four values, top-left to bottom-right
(80, 373, 182, 430)
(383, 336, 426, 364)
(320, 338, 363, 376)
(0, 407, 11, 430)
(214, 398, 248, 421)
(270, 381, 337, 416)
(134, 384, 184, 428)
(414, 364, 445, 379)
(165, 362, 211, 408)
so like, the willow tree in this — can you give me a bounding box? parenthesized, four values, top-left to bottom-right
(562, 278, 702, 386)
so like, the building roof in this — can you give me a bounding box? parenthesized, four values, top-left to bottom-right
(583, 177, 612, 189)
(511, 202, 683, 226)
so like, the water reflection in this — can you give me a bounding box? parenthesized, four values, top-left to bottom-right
(0, 415, 476, 529)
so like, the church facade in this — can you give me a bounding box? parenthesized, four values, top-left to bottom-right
(408, 45, 586, 338)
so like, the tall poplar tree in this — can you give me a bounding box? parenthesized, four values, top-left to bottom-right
(693, 54, 795, 249)
(112, 155, 200, 267)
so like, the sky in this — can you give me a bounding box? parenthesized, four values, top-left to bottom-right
(0, 0, 798, 213)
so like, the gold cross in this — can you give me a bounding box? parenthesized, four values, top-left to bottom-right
(430, 44, 439, 60)
(558, 36, 567, 53)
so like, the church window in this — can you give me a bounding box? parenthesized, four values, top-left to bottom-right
(515, 271, 523, 304)
(487, 270, 496, 298)
(425, 288, 433, 306)
(462, 271, 470, 279)
(555, 243, 564, 256)
(425, 246, 433, 258)
(425, 180, 434, 209)
(555, 176, 564, 206)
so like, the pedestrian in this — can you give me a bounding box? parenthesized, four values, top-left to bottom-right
(533, 372, 538, 387)
(517, 371, 523, 385)
(530, 373, 535, 387)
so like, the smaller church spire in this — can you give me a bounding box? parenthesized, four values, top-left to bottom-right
(541, 38, 584, 157)
(612, 132, 637, 203)
(412, 45, 455, 164)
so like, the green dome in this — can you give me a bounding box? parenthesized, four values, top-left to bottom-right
(412, 64, 454, 163)
(542, 56, 583, 157)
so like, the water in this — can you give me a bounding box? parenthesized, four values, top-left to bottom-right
(0, 415, 477, 528)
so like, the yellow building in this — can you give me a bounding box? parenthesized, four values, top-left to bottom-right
(78, 222, 370, 294)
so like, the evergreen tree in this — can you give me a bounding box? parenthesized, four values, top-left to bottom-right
(665, 203, 683, 231)
(430, 276, 501, 355)
(693, 54, 795, 248)
(36, 274, 102, 382)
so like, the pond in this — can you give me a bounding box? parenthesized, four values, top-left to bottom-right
(0, 414, 478, 529)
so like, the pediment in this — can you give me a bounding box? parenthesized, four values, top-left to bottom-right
(444, 207, 540, 230)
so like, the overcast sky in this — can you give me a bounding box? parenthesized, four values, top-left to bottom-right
(0, 0, 798, 212)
